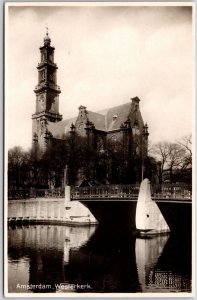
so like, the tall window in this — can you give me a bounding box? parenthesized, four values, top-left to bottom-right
(40, 70, 45, 82)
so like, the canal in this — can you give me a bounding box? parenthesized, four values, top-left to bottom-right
(7, 224, 191, 294)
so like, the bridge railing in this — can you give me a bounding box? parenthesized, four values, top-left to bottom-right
(71, 184, 140, 200)
(8, 188, 65, 200)
(8, 189, 31, 200)
(71, 183, 192, 201)
(151, 183, 192, 200)
(8, 183, 192, 201)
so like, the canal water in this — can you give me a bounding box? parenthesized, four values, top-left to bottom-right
(7, 224, 191, 294)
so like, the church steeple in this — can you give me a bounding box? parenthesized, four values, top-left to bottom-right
(32, 30, 62, 151)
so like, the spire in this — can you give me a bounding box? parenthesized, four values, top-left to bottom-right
(44, 25, 51, 45)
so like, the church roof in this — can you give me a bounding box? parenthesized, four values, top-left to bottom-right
(105, 102, 131, 130)
(47, 110, 105, 138)
(101, 101, 144, 131)
(47, 117, 76, 138)
(47, 98, 144, 138)
(86, 110, 106, 131)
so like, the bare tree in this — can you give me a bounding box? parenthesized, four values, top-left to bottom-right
(150, 136, 192, 183)
(167, 143, 186, 182)
(150, 142, 170, 174)
(177, 134, 192, 168)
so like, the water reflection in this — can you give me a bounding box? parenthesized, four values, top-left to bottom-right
(147, 233, 192, 292)
(64, 226, 140, 292)
(8, 225, 191, 294)
(8, 225, 96, 293)
(136, 234, 169, 291)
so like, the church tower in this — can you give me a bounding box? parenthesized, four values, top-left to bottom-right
(32, 29, 62, 151)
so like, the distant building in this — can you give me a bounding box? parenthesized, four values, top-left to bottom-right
(162, 168, 192, 184)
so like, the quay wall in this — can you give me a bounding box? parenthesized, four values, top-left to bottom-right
(8, 198, 67, 223)
(8, 189, 97, 225)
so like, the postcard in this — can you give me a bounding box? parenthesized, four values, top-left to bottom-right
(4, 2, 194, 297)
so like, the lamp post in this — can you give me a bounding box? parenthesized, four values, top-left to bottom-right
(141, 150, 144, 181)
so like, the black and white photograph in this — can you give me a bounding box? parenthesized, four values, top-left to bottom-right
(5, 2, 194, 296)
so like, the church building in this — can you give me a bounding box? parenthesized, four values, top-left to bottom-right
(32, 32, 150, 186)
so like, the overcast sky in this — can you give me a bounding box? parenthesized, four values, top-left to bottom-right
(6, 4, 194, 150)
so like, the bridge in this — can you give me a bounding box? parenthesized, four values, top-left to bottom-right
(70, 183, 192, 233)
(8, 183, 192, 233)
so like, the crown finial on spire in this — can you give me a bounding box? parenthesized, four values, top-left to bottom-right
(44, 24, 51, 45)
